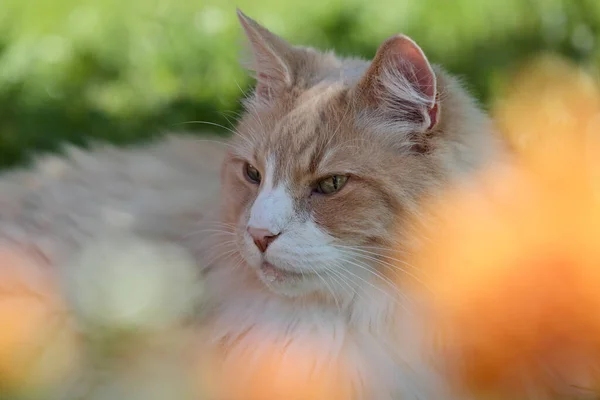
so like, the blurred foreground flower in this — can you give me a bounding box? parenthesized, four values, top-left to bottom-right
(0, 234, 207, 400)
(66, 234, 202, 336)
(63, 235, 205, 400)
(493, 54, 600, 170)
(201, 335, 353, 400)
(407, 56, 600, 399)
(0, 244, 79, 398)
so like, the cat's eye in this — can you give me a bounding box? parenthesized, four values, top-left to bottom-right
(245, 163, 261, 184)
(315, 175, 348, 195)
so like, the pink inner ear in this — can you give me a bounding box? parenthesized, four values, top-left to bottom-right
(427, 102, 438, 130)
(392, 37, 436, 104)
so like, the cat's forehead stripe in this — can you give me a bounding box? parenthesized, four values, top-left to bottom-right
(262, 156, 275, 191)
(266, 90, 349, 185)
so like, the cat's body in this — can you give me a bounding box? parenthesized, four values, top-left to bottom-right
(0, 135, 225, 272)
(198, 11, 502, 399)
(0, 10, 504, 400)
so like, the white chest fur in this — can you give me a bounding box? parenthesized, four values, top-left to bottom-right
(201, 267, 450, 400)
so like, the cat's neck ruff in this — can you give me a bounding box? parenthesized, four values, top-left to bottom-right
(202, 262, 448, 399)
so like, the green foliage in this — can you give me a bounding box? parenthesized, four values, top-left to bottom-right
(0, 0, 598, 167)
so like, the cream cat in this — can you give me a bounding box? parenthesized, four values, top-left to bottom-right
(199, 10, 502, 400)
(0, 9, 502, 399)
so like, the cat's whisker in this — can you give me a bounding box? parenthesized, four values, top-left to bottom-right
(235, 102, 264, 144)
(204, 248, 239, 267)
(338, 252, 418, 296)
(335, 245, 417, 268)
(339, 256, 411, 300)
(179, 120, 253, 148)
(344, 267, 405, 312)
(234, 79, 251, 98)
(191, 221, 238, 233)
(321, 262, 361, 304)
(220, 252, 244, 271)
(195, 234, 236, 248)
(337, 247, 422, 276)
(335, 258, 407, 308)
(348, 252, 431, 293)
(230, 256, 245, 271)
(334, 243, 411, 254)
(183, 229, 236, 239)
(198, 221, 237, 228)
(309, 265, 341, 312)
(244, 101, 265, 128)
(203, 239, 237, 252)
(177, 120, 237, 136)
(220, 109, 243, 118)
(202, 240, 238, 261)
(344, 248, 418, 270)
(221, 114, 239, 132)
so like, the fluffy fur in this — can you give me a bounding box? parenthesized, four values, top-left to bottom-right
(199, 10, 503, 400)
(0, 10, 503, 399)
(0, 135, 224, 268)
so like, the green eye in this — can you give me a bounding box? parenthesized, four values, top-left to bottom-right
(315, 175, 348, 195)
(245, 163, 261, 184)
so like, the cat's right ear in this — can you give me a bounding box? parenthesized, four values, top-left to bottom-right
(356, 34, 440, 134)
(237, 9, 294, 103)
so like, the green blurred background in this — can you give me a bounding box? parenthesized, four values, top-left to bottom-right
(0, 0, 598, 168)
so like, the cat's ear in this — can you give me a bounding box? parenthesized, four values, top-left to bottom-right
(357, 35, 439, 133)
(237, 9, 294, 102)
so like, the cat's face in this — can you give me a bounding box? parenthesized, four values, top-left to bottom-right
(222, 88, 418, 298)
(219, 11, 490, 299)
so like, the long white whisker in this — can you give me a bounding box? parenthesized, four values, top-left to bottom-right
(178, 120, 237, 136)
(183, 229, 236, 239)
(335, 244, 412, 256)
(339, 249, 429, 290)
(341, 257, 410, 302)
(180, 120, 253, 148)
(320, 263, 360, 304)
(335, 245, 418, 270)
(335, 258, 406, 308)
(204, 249, 239, 267)
(234, 79, 251, 99)
(309, 265, 341, 312)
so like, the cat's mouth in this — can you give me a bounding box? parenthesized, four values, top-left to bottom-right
(259, 262, 308, 283)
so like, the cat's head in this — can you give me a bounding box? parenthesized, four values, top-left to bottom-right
(219, 10, 497, 299)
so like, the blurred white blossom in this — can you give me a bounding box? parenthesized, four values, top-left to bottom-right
(65, 234, 203, 336)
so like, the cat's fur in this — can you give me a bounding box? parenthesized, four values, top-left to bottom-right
(0, 135, 225, 271)
(200, 10, 503, 400)
(0, 10, 503, 399)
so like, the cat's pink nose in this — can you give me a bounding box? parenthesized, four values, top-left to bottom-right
(247, 227, 280, 253)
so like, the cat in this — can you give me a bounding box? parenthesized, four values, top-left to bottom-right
(197, 10, 504, 400)
(0, 9, 503, 400)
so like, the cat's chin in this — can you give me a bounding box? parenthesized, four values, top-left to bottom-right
(256, 262, 318, 297)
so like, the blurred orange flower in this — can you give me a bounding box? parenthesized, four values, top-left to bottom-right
(406, 55, 600, 399)
(200, 336, 353, 400)
(0, 245, 79, 397)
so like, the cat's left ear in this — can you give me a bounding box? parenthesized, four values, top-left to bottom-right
(237, 9, 295, 103)
(357, 34, 439, 133)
